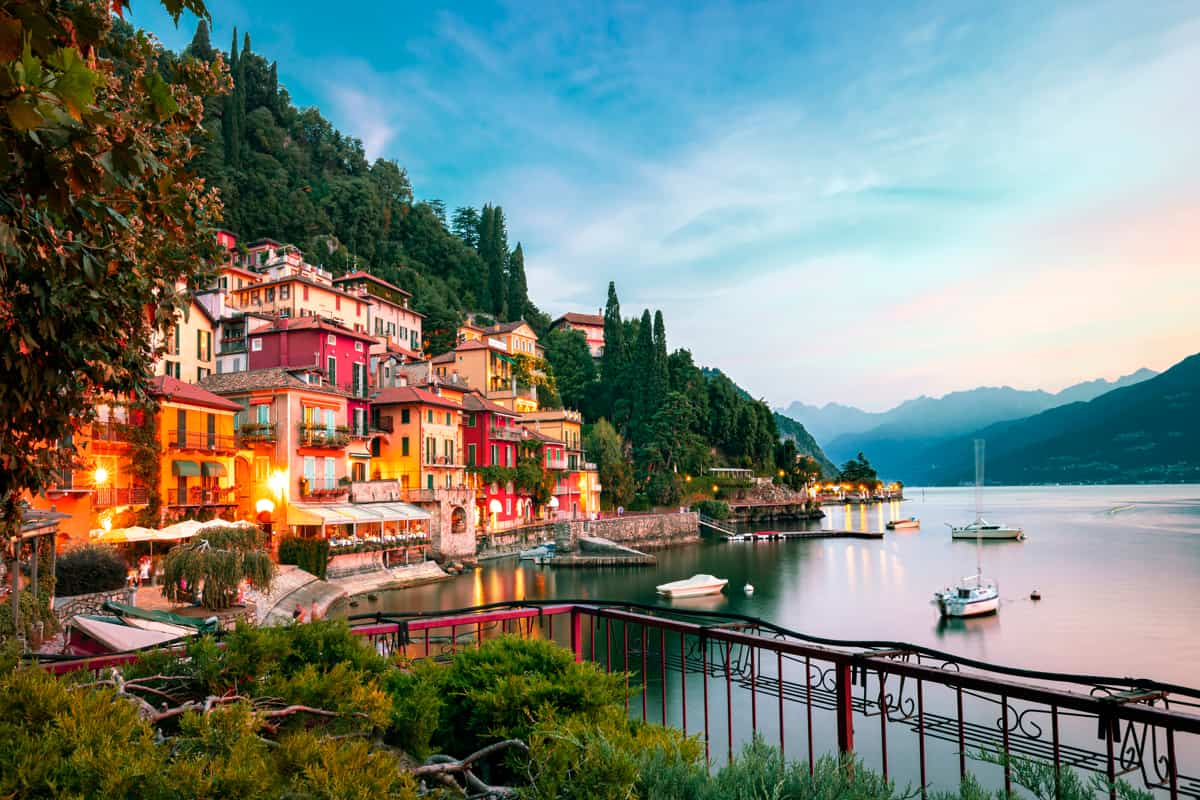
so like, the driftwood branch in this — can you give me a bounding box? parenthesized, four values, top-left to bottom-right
(412, 739, 528, 798)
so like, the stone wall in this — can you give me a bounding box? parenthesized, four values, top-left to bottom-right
(52, 588, 134, 624)
(326, 550, 386, 580)
(559, 511, 699, 552)
(426, 487, 478, 562)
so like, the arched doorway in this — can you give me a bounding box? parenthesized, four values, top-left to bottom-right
(450, 506, 467, 534)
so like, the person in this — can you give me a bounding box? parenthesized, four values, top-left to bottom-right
(310, 601, 320, 622)
(127, 567, 138, 589)
(138, 555, 151, 586)
(292, 604, 305, 623)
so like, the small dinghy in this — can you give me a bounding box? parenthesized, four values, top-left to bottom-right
(656, 574, 728, 598)
(519, 542, 556, 560)
(743, 583, 755, 595)
(887, 517, 920, 530)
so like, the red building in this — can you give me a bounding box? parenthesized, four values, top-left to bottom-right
(461, 391, 526, 531)
(246, 317, 373, 438)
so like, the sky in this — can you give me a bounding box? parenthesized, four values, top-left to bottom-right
(135, 0, 1200, 412)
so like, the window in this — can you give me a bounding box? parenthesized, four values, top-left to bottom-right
(490, 444, 498, 465)
(354, 408, 366, 436)
(251, 338, 262, 352)
(445, 412, 451, 426)
(352, 363, 366, 398)
(303, 285, 309, 300)
(176, 408, 187, 445)
(172, 324, 180, 355)
(266, 288, 275, 302)
(426, 473, 434, 490)
(467, 444, 476, 466)
(327, 334, 336, 346)
(304, 456, 316, 488)
(426, 410, 433, 424)
(505, 498, 512, 515)
(196, 367, 210, 382)
(401, 437, 409, 457)
(354, 341, 363, 352)
(444, 439, 453, 462)
(464, 413, 475, 428)
(352, 462, 365, 481)
(446, 473, 452, 489)
(280, 284, 289, 300)
(256, 404, 269, 424)
(323, 409, 334, 435)
(254, 457, 269, 482)
(324, 457, 335, 490)
(327, 356, 337, 386)
(401, 409, 410, 425)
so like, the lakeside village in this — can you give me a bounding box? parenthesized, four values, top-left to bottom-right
(10, 232, 900, 645)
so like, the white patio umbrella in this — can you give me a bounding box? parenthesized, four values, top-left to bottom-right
(156, 519, 204, 540)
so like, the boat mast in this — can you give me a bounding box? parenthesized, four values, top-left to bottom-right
(974, 438, 984, 578)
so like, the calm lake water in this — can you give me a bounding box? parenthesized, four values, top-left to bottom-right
(361, 484, 1200, 687)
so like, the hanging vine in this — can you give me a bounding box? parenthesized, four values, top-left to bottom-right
(126, 398, 162, 527)
(161, 525, 274, 610)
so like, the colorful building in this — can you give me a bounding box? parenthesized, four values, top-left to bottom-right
(369, 387, 465, 492)
(446, 338, 539, 413)
(550, 312, 605, 359)
(461, 391, 527, 531)
(226, 258, 371, 335)
(333, 270, 424, 358)
(522, 409, 600, 518)
(156, 298, 218, 383)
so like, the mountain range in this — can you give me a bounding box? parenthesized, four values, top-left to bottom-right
(915, 355, 1200, 485)
(779, 369, 1159, 481)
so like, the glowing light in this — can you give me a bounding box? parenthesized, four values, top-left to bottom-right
(488, 499, 503, 513)
(94, 467, 109, 486)
(255, 498, 276, 515)
(548, 497, 559, 509)
(100, 516, 112, 531)
(266, 468, 288, 499)
(712, 485, 719, 494)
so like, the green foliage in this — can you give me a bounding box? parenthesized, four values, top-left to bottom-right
(544, 327, 598, 413)
(126, 401, 163, 526)
(161, 525, 274, 609)
(839, 451, 879, 487)
(55, 545, 127, 596)
(694, 499, 730, 519)
(277, 535, 330, 579)
(0, 589, 58, 643)
(584, 419, 634, 510)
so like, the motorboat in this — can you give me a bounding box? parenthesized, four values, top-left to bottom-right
(935, 574, 999, 618)
(519, 542, 556, 560)
(656, 574, 728, 598)
(64, 601, 219, 655)
(887, 517, 920, 530)
(948, 519, 1023, 540)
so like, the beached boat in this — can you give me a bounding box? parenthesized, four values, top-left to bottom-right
(519, 542, 556, 560)
(887, 517, 920, 530)
(65, 602, 219, 655)
(656, 574, 728, 598)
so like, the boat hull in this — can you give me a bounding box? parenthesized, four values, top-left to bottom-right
(938, 593, 999, 617)
(887, 519, 920, 530)
(656, 574, 728, 598)
(950, 527, 1023, 540)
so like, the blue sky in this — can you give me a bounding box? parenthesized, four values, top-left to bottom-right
(135, 0, 1200, 411)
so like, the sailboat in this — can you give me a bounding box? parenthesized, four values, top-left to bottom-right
(947, 439, 1024, 541)
(936, 440, 1001, 618)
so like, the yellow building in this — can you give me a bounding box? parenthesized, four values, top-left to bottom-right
(449, 339, 539, 413)
(157, 298, 217, 383)
(370, 387, 465, 492)
(521, 408, 600, 516)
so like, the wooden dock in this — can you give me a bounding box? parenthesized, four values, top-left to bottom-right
(725, 529, 884, 542)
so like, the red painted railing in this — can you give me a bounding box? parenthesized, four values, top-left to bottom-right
(36, 602, 1200, 799)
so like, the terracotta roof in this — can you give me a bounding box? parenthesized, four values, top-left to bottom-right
(232, 274, 366, 303)
(455, 339, 492, 352)
(489, 320, 536, 335)
(199, 367, 349, 398)
(332, 270, 412, 297)
(461, 391, 519, 417)
(553, 312, 604, 327)
(521, 426, 564, 445)
(430, 351, 457, 364)
(149, 375, 243, 411)
(256, 315, 375, 341)
(371, 386, 462, 410)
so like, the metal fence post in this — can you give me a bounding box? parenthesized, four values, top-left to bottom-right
(570, 608, 583, 663)
(836, 659, 855, 755)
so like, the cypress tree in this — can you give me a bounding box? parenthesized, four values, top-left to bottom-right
(187, 20, 214, 61)
(651, 310, 669, 408)
(600, 282, 625, 386)
(222, 29, 241, 166)
(630, 309, 656, 445)
(506, 243, 529, 321)
(484, 206, 508, 317)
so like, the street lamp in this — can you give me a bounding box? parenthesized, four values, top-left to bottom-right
(94, 466, 109, 486)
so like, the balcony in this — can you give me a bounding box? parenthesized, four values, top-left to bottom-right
(546, 457, 568, 470)
(489, 425, 523, 442)
(298, 424, 351, 448)
(582, 462, 598, 471)
(94, 486, 149, 508)
(349, 424, 371, 439)
(167, 430, 237, 453)
(91, 420, 132, 445)
(298, 478, 350, 501)
(166, 486, 238, 507)
(219, 339, 246, 355)
(370, 416, 394, 434)
(238, 422, 277, 444)
(423, 455, 464, 468)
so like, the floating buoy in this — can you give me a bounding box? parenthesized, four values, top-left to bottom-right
(744, 583, 755, 595)
(367, 593, 379, 602)
(1030, 589, 1041, 601)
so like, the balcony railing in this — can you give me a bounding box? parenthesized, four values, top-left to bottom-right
(238, 422, 277, 444)
(349, 424, 371, 439)
(546, 457, 568, 470)
(489, 426, 522, 442)
(423, 455, 462, 467)
(582, 461, 598, 471)
(93, 486, 149, 508)
(167, 430, 237, 452)
(91, 420, 132, 444)
(370, 417, 394, 433)
(298, 424, 350, 448)
(299, 478, 349, 500)
(218, 339, 246, 355)
(166, 486, 238, 507)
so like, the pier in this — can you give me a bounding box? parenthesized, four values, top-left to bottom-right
(724, 528, 884, 541)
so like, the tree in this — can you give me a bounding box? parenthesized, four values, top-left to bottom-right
(651, 310, 669, 409)
(505, 242, 529, 322)
(452, 206, 480, 249)
(0, 0, 224, 630)
(600, 282, 626, 392)
(222, 27, 241, 167)
(584, 420, 634, 510)
(839, 452, 878, 486)
(187, 19, 215, 61)
(543, 327, 597, 413)
(482, 205, 508, 317)
(162, 525, 275, 609)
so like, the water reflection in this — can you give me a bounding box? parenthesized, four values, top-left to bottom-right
(935, 611, 1001, 639)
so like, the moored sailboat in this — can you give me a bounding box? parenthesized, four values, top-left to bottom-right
(936, 440, 1003, 618)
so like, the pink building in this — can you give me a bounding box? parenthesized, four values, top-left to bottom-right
(550, 312, 605, 359)
(245, 317, 373, 438)
(333, 270, 424, 359)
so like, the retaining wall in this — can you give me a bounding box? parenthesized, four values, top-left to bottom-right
(557, 512, 700, 553)
(52, 588, 134, 624)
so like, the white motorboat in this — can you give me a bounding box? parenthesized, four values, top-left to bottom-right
(936, 574, 999, 617)
(948, 519, 1023, 540)
(656, 574, 728, 598)
(887, 517, 920, 530)
(519, 542, 556, 560)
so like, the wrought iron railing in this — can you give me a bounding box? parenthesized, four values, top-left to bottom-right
(93, 486, 149, 507)
(39, 602, 1200, 800)
(167, 430, 237, 452)
(166, 487, 238, 506)
(238, 422, 277, 444)
(298, 424, 350, 448)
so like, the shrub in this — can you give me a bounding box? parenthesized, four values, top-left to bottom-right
(278, 536, 330, 580)
(694, 499, 730, 519)
(54, 545, 126, 596)
(0, 590, 59, 644)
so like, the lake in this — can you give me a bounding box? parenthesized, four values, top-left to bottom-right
(360, 484, 1200, 687)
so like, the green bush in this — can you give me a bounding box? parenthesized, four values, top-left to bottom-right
(278, 536, 330, 579)
(54, 545, 126, 596)
(0, 590, 59, 644)
(694, 499, 731, 519)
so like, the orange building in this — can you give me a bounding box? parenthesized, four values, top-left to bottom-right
(369, 387, 465, 492)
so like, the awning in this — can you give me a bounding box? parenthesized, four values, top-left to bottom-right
(287, 504, 355, 527)
(172, 460, 200, 476)
(201, 461, 227, 477)
(348, 502, 432, 522)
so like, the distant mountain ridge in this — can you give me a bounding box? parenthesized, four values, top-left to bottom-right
(914, 356, 1200, 485)
(779, 369, 1158, 479)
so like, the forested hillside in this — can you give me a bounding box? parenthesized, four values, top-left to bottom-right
(174, 23, 827, 505)
(179, 22, 546, 354)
